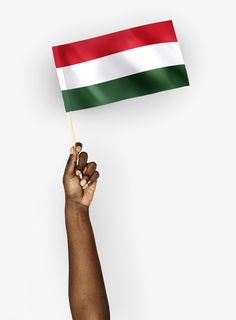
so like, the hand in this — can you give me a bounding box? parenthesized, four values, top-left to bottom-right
(63, 142, 99, 208)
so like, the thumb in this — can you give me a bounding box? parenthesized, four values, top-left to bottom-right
(64, 147, 77, 177)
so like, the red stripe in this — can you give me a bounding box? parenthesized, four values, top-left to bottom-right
(52, 20, 177, 68)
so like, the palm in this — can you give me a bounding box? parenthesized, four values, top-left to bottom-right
(65, 175, 96, 207)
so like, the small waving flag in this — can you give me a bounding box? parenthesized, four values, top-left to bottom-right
(52, 20, 189, 112)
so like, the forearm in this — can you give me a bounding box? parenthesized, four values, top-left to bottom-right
(65, 199, 110, 320)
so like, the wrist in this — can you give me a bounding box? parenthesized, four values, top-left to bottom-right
(65, 197, 89, 215)
(65, 199, 91, 241)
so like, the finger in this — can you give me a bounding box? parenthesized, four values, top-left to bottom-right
(64, 147, 77, 178)
(76, 152, 88, 177)
(85, 162, 97, 179)
(75, 142, 83, 171)
(75, 142, 83, 154)
(80, 162, 97, 187)
(82, 171, 99, 189)
(89, 170, 99, 183)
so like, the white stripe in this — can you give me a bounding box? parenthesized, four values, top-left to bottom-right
(57, 42, 184, 90)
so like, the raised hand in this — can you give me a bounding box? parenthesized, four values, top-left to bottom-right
(63, 142, 100, 207)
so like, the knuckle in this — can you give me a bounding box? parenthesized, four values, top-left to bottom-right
(75, 142, 83, 148)
(80, 151, 88, 158)
(94, 171, 99, 178)
(89, 161, 97, 168)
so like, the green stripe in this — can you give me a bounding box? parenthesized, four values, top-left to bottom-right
(62, 64, 189, 112)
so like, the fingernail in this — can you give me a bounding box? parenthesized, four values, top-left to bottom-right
(83, 181, 91, 189)
(75, 169, 81, 176)
(83, 166, 87, 174)
(70, 147, 74, 155)
(80, 178, 87, 187)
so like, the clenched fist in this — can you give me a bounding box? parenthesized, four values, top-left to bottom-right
(63, 142, 99, 208)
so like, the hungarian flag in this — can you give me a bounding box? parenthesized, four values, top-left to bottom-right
(52, 20, 189, 112)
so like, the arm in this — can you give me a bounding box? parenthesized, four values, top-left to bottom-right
(63, 143, 110, 320)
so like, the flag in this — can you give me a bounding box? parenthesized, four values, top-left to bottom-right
(52, 20, 189, 112)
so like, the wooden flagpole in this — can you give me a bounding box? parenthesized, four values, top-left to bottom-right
(66, 112, 77, 146)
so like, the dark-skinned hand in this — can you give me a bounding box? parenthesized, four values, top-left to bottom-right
(63, 142, 99, 207)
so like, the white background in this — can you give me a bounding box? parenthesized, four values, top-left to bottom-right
(0, 0, 235, 319)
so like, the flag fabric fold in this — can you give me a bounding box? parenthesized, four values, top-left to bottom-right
(52, 20, 189, 112)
